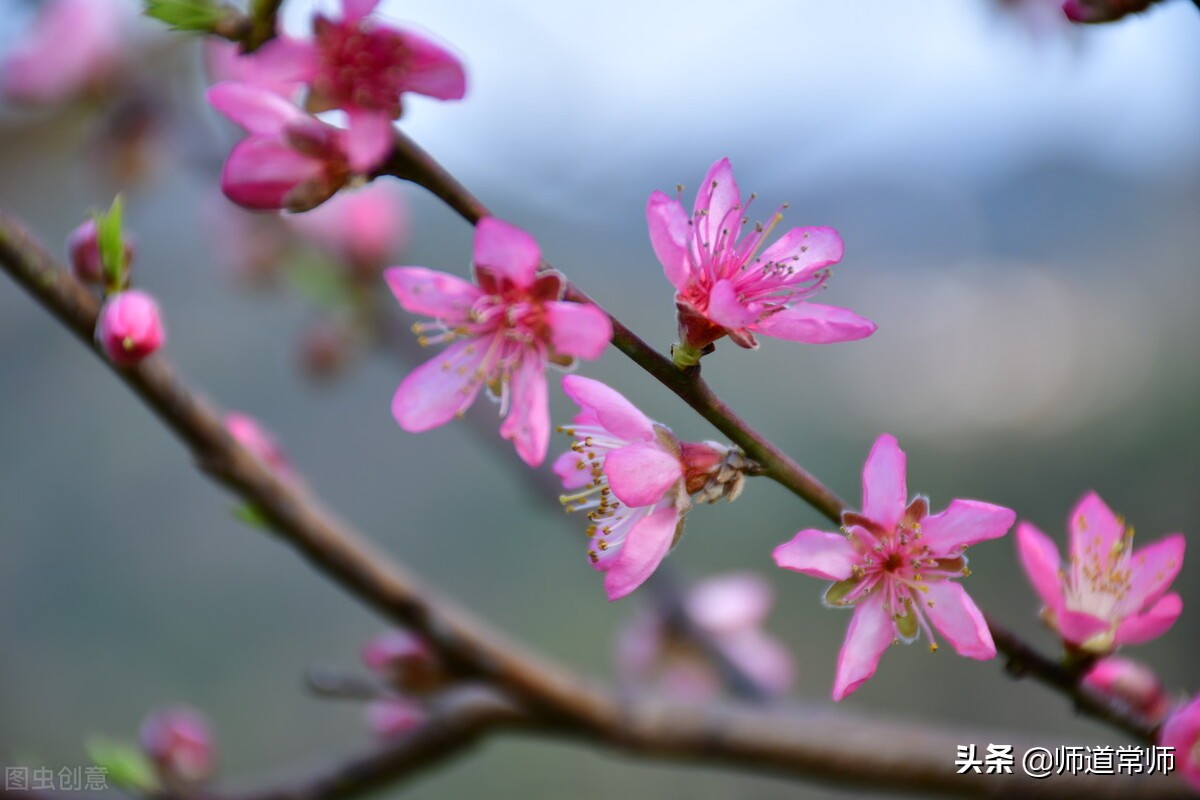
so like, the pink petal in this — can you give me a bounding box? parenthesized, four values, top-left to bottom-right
(560, 375, 655, 443)
(721, 630, 795, 696)
(603, 442, 682, 507)
(0, 0, 121, 105)
(290, 181, 408, 268)
(832, 592, 892, 701)
(861, 434, 907, 532)
(604, 505, 681, 601)
(1114, 593, 1182, 647)
(499, 348, 549, 467)
(391, 337, 487, 432)
(694, 158, 741, 246)
(1068, 491, 1125, 569)
(341, 0, 382, 23)
(221, 136, 323, 210)
(238, 36, 318, 89)
(384, 267, 481, 322)
(553, 449, 593, 490)
(686, 573, 773, 632)
(345, 109, 395, 173)
(646, 191, 691, 291)
(545, 301, 611, 360)
(1125, 533, 1185, 611)
(772, 530, 858, 581)
(756, 226, 844, 280)
(1056, 608, 1111, 647)
(400, 30, 467, 100)
(920, 499, 1015, 553)
(707, 279, 759, 330)
(1159, 697, 1200, 792)
(473, 218, 540, 288)
(923, 580, 995, 660)
(207, 82, 303, 135)
(1015, 522, 1064, 611)
(754, 302, 877, 344)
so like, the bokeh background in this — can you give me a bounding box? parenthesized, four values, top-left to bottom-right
(1, 0, 1199, 797)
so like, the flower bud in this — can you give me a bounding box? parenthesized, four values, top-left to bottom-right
(68, 219, 134, 284)
(139, 707, 214, 785)
(1160, 695, 1200, 791)
(225, 412, 293, 478)
(96, 290, 165, 365)
(680, 441, 754, 504)
(362, 631, 441, 693)
(1083, 657, 1170, 721)
(365, 698, 426, 739)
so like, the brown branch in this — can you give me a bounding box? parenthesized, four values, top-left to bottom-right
(1, 214, 1186, 798)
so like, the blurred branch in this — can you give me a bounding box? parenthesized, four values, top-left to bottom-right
(377, 130, 1167, 745)
(0, 213, 1185, 798)
(211, 0, 284, 51)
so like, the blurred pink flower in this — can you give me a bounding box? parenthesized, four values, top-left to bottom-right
(1062, 0, 1155, 24)
(229, 0, 466, 173)
(139, 707, 214, 784)
(95, 289, 165, 365)
(554, 375, 689, 600)
(774, 434, 1015, 700)
(616, 572, 794, 698)
(386, 218, 611, 467)
(365, 698, 427, 739)
(225, 412, 293, 479)
(202, 193, 293, 284)
(1083, 657, 1170, 721)
(207, 82, 354, 212)
(1, 0, 124, 106)
(647, 158, 875, 363)
(1016, 492, 1184, 655)
(1160, 695, 1200, 791)
(204, 39, 305, 99)
(287, 181, 408, 275)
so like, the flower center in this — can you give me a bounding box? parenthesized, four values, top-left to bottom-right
(313, 17, 412, 117)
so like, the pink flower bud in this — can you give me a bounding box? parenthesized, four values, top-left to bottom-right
(139, 707, 214, 785)
(67, 218, 134, 284)
(1083, 657, 1170, 721)
(95, 290, 165, 365)
(1160, 695, 1200, 791)
(362, 630, 441, 692)
(225, 413, 293, 478)
(365, 698, 426, 739)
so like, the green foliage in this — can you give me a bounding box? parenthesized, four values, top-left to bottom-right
(94, 196, 126, 292)
(233, 503, 272, 530)
(143, 0, 226, 32)
(85, 737, 159, 793)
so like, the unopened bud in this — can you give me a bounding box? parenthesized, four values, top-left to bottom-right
(681, 441, 754, 503)
(139, 707, 214, 785)
(1084, 657, 1170, 721)
(68, 219, 133, 284)
(365, 698, 427, 739)
(95, 290, 165, 365)
(362, 631, 442, 693)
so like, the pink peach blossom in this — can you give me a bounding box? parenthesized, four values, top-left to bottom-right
(647, 158, 875, 363)
(554, 375, 690, 600)
(1160, 695, 1200, 791)
(386, 218, 610, 467)
(229, 0, 466, 173)
(1083, 657, 1170, 721)
(616, 572, 794, 698)
(1016, 492, 1184, 655)
(773, 434, 1015, 700)
(95, 289, 165, 365)
(286, 181, 408, 274)
(139, 707, 214, 784)
(1, 0, 124, 106)
(207, 82, 354, 212)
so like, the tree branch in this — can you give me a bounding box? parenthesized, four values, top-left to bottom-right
(1, 213, 1185, 798)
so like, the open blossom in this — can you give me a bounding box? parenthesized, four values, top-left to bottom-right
(1016, 492, 1184, 655)
(386, 218, 611, 466)
(555, 376, 746, 600)
(96, 290, 165, 365)
(1083, 657, 1170, 721)
(773, 434, 1015, 700)
(207, 82, 356, 212)
(139, 707, 214, 785)
(647, 158, 875, 364)
(616, 572, 794, 698)
(1, 0, 124, 106)
(286, 181, 408, 276)
(229, 0, 465, 173)
(1161, 695, 1200, 791)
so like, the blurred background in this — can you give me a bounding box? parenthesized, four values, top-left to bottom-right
(1, 0, 1198, 797)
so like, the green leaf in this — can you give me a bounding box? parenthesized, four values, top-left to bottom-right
(95, 196, 125, 290)
(143, 0, 226, 31)
(233, 503, 272, 530)
(85, 737, 159, 793)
